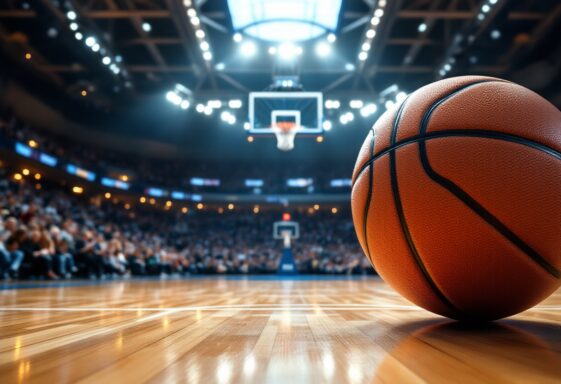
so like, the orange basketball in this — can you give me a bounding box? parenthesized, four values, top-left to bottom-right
(351, 76, 561, 320)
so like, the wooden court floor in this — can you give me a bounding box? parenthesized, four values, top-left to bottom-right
(0, 277, 559, 384)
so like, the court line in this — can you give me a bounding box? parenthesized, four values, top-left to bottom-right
(0, 304, 559, 312)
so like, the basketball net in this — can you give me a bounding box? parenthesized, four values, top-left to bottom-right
(281, 230, 292, 248)
(272, 122, 298, 151)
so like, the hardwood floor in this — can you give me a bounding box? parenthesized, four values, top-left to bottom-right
(0, 277, 559, 383)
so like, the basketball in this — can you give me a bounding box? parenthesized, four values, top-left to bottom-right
(351, 76, 561, 320)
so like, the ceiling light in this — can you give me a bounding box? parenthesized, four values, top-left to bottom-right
(241, 41, 257, 57)
(322, 120, 332, 131)
(200, 41, 210, 51)
(366, 29, 376, 38)
(360, 103, 377, 117)
(187, 8, 197, 17)
(350, 100, 363, 109)
(358, 51, 368, 61)
(70, 22, 78, 31)
(345, 63, 355, 71)
(203, 51, 212, 61)
(102, 56, 111, 65)
(66, 11, 77, 20)
(85, 36, 96, 47)
(229, 99, 242, 109)
(370, 17, 380, 26)
(278, 43, 300, 59)
(490, 29, 501, 39)
(215, 62, 225, 70)
(208, 100, 222, 108)
(233, 32, 243, 42)
(315, 41, 331, 57)
(196, 103, 205, 113)
(327, 33, 336, 43)
(75, 32, 83, 40)
(418, 23, 427, 33)
(482, 4, 490, 13)
(142, 22, 152, 32)
(268, 46, 277, 55)
(361, 42, 371, 51)
(91, 44, 100, 52)
(196, 29, 205, 39)
(204, 105, 213, 115)
(180, 100, 191, 110)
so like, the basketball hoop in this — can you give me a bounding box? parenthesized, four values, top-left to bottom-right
(272, 122, 298, 151)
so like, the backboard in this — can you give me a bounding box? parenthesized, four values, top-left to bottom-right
(248, 92, 323, 135)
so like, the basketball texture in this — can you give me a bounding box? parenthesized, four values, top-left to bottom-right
(351, 76, 561, 320)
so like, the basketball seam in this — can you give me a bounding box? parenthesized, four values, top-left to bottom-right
(388, 93, 467, 319)
(360, 129, 376, 260)
(418, 84, 561, 279)
(353, 129, 561, 183)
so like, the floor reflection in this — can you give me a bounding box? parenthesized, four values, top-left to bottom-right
(374, 319, 561, 383)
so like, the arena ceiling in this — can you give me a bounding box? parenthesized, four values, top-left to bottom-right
(1, 0, 561, 163)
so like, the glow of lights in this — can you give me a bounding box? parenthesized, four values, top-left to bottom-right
(278, 43, 301, 60)
(204, 105, 213, 115)
(316, 136, 324, 143)
(327, 33, 336, 43)
(227, 203, 235, 210)
(358, 51, 368, 61)
(229, 99, 242, 109)
(482, 4, 490, 13)
(208, 99, 222, 108)
(331, 207, 338, 214)
(361, 42, 371, 51)
(247, 136, 254, 143)
(418, 23, 427, 33)
(366, 29, 376, 38)
(22, 168, 30, 176)
(345, 63, 355, 71)
(215, 62, 225, 70)
(241, 41, 257, 57)
(360, 103, 377, 117)
(28, 139, 38, 148)
(181, 100, 191, 109)
(190, 16, 200, 26)
(233, 32, 243, 42)
(322, 120, 332, 131)
(72, 186, 83, 194)
(196, 103, 205, 113)
(85, 36, 96, 47)
(102, 56, 111, 65)
(315, 41, 331, 57)
(13, 173, 22, 181)
(243, 355, 256, 376)
(200, 41, 210, 51)
(91, 43, 100, 52)
(203, 51, 212, 61)
(66, 11, 77, 20)
(196, 29, 205, 39)
(197, 203, 204, 210)
(350, 100, 364, 109)
(187, 8, 197, 18)
(75, 32, 83, 40)
(105, 192, 111, 199)
(70, 22, 78, 31)
(324, 99, 340, 109)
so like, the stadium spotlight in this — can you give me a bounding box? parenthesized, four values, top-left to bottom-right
(102, 56, 111, 65)
(180, 100, 191, 110)
(228, 99, 242, 109)
(360, 103, 378, 117)
(366, 29, 376, 38)
(396, 92, 407, 103)
(322, 120, 332, 131)
(358, 51, 368, 61)
(66, 11, 77, 20)
(350, 100, 364, 109)
(75, 32, 83, 40)
(187, 8, 196, 17)
(361, 42, 371, 51)
(70, 22, 78, 31)
(278, 43, 301, 60)
(326, 33, 336, 43)
(233, 32, 243, 43)
(85, 36, 96, 47)
(482, 4, 490, 13)
(142, 22, 152, 32)
(241, 41, 257, 57)
(200, 41, 210, 51)
(196, 29, 205, 39)
(315, 41, 331, 57)
(196, 103, 205, 113)
(91, 44, 100, 52)
(418, 23, 427, 33)
(203, 51, 212, 61)
(208, 100, 222, 108)
(190, 16, 200, 26)
(345, 63, 355, 71)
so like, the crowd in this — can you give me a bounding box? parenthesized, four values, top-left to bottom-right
(0, 108, 350, 193)
(0, 171, 372, 280)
